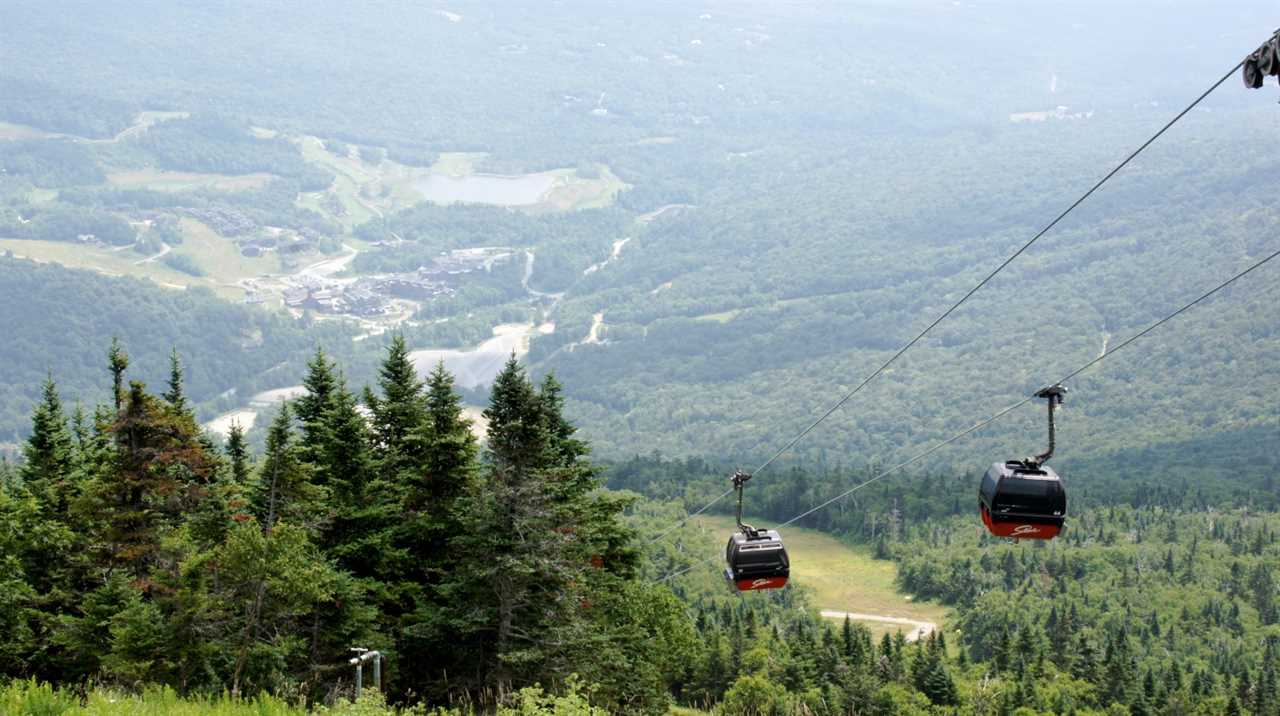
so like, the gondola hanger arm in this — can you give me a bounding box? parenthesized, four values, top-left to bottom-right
(1027, 385, 1066, 468)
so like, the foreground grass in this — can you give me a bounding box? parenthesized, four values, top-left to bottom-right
(2, 681, 304, 716)
(1, 680, 614, 715)
(691, 515, 947, 638)
(0, 681, 419, 716)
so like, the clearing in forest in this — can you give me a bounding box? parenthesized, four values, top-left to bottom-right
(691, 515, 947, 640)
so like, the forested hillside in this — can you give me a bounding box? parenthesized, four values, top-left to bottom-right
(1, 1, 1276, 479)
(7, 344, 1277, 714)
(0, 257, 358, 441)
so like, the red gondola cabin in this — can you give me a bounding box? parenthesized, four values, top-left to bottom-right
(979, 461, 1066, 540)
(724, 528, 790, 591)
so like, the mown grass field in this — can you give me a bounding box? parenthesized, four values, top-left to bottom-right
(0, 120, 58, 140)
(0, 218, 281, 301)
(171, 218, 282, 288)
(106, 169, 275, 192)
(0, 238, 198, 287)
(690, 515, 948, 639)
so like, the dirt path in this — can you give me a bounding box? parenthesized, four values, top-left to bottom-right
(583, 237, 631, 276)
(584, 312, 605, 344)
(637, 203, 694, 224)
(819, 611, 937, 642)
(134, 243, 171, 265)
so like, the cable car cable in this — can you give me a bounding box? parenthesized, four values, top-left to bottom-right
(776, 244, 1280, 529)
(782, 242, 1280, 530)
(653, 244, 1280, 582)
(645, 56, 1247, 546)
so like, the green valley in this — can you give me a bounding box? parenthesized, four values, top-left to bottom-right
(1, 1, 1279, 714)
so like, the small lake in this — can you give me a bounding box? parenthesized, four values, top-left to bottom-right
(415, 173, 556, 206)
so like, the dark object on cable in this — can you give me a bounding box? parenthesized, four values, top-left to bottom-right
(978, 385, 1068, 540)
(724, 471, 790, 591)
(1258, 36, 1280, 76)
(1243, 30, 1280, 89)
(1244, 52, 1265, 88)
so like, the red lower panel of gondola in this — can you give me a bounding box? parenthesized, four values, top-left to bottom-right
(735, 576, 789, 591)
(981, 506, 1061, 540)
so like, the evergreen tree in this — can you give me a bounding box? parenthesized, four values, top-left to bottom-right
(407, 360, 476, 514)
(434, 357, 628, 697)
(225, 421, 251, 485)
(294, 348, 338, 469)
(365, 335, 427, 479)
(537, 373, 587, 468)
(250, 403, 319, 533)
(72, 382, 213, 579)
(395, 361, 475, 589)
(19, 377, 74, 512)
(315, 376, 382, 575)
(162, 347, 187, 413)
(324, 376, 376, 505)
(484, 355, 548, 478)
(107, 338, 128, 412)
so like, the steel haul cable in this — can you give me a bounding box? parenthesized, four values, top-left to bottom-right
(656, 244, 1280, 583)
(645, 55, 1249, 547)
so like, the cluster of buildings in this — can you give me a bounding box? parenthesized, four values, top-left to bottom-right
(271, 247, 514, 318)
(283, 279, 388, 316)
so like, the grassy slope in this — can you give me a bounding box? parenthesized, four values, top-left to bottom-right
(691, 515, 947, 639)
(0, 218, 281, 301)
(106, 169, 275, 192)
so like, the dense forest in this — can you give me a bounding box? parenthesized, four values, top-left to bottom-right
(0, 341, 693, 713)
(630, 453, 1280, 715)
(1, 344, 1277, 714)
(0, 258, 361, 441)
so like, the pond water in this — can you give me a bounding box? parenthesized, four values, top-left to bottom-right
(415, 173, 556, 206)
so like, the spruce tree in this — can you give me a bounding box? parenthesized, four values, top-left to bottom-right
(94, 381, 217, 577)
(484, 354, 547, 478)
(537, 373, 587, 467)
(316, 375, 384, 576)
(225, 421, 251, 485)
(324, 375, 375, 505)
(107, 338, 129, 412)
(251, 403, 319, 533)
(439, 357, 595, 693)
(20, 377, 74, 511)
(162, 347, 187, 413)
(295, 348, 338, 468)
(396, 361, 475, 588)
(412, 360, 476, 512)
(366, 334, 427, 478)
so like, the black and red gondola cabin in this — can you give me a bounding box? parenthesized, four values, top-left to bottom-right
(979, 461, 1066, 540)
(725, 528, 790, 591)
(978, 385, 1069, 540)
